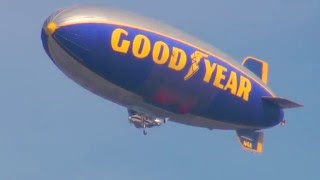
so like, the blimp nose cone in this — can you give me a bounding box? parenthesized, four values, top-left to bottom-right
(44, 22, 58, 36)
(52, 23, 107, 63)
(41, 20, 58, 61)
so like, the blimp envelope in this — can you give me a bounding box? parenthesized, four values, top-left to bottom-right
(41, 5, 302, 153)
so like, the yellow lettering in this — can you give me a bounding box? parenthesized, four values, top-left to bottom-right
(168, 47, 186, 71)
(224, 71, 238, 95)
(237, 76, 252, 101)
(243, 141, 252, 148)
(152, 41, 169, 65)
(203, 59, 216, 83)
(132, 34, 151, 59)
(111, 28, 130, 53)
(213, 65, 227, 89)
(110, 29, 252, 101)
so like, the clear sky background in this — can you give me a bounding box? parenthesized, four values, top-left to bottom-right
(1, 0, 319, 179)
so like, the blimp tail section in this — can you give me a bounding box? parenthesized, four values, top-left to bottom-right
(236, 130, 264, 153)
(242, 57, 269, 84)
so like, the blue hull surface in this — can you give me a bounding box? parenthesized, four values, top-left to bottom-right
(42, 22, 283, 128)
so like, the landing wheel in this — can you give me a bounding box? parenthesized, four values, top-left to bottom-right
(142, 115, 147, 135)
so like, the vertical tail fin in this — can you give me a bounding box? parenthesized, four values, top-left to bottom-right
(236, 130, 263, 153)
(242, 57, 269, 84)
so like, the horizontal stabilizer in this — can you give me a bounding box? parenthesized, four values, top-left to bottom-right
(236, 130, 263, 153)
(262, 96, 303, 109)
(242, 57, 268, 84)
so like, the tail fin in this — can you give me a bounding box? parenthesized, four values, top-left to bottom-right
(236, 130, 263, 153)
(262, 96, 303, 109)
(242, 56, 268, 84)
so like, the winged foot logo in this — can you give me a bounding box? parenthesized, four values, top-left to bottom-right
(184, 51, 208, 80)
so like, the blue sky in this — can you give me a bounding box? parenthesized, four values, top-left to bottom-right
(1, 0, 319, 179)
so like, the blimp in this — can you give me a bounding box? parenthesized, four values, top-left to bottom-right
(41, 5, 302, 153)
